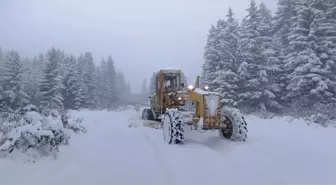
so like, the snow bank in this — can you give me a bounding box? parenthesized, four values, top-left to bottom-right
(0, 106, 87, 162)
(251, 112, 336, 128)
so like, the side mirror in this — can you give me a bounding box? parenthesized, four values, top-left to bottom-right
(149, 96, 152, 99)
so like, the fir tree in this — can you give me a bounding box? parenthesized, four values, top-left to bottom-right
(272, 0, 296, 57)
(257, 3, 283, 111)
(239, 0, 266, 112)
(106, 56, 117, 108)
(95, 65, 103, 108)
(81, 52, 97, 109)
(202, 24, 220, 87)
(284, 0, 315, 108)
(25, 53, 46, 106)
(62, 54, 82, 110)
(309, 0, 336, 103)
(212, 8, 243, 107)
(39, 47, 64, 110)
(0, 47, 4, 69)
(272, 0, 298, 108)
(1, 50, 29, 111)
(98, 58, 108, 109)
(148, 72, 156, 95)
(141, 78, 148, 97)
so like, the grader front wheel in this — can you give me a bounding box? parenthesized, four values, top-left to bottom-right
(162, 109, 184, 144)
(219, 107, 248, 141)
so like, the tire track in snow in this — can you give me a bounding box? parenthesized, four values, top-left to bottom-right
(142, 128, 231, 184)
(140, 127, 257, 184)
(183, 137, 244, 156)
(144, 134, 176, 184)
(183, 128, 244, 155)
(184, 138, 224, 154)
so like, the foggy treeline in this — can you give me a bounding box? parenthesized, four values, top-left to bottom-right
(0, 47, 132, 112)
(201, 0, 336, 124)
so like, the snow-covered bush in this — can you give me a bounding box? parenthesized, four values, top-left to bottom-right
(61, 111, 86, 133)
(0, 105, 86, 161)
(284, 102, 336, 127)
(306, 103, 336, 126)
(111, 105, 133, 112)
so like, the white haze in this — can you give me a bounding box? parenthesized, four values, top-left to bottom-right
(0, 0, 277, 93)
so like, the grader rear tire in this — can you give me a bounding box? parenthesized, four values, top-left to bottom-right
(162, 109, 184, 144)
(219, 107, 248, 141)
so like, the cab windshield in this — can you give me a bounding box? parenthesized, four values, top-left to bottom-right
(164, 74, 180, 91)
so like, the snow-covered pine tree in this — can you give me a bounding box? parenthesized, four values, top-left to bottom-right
(21, 64, 34, 102)
(0, 48, 3, 106)
(76, 53, 87, 108)
(92, 66, 101, 107)
(123, 73, 131, 100)
(23, 53, 45, 106)
(309, 0, 336, 104)
(284, 0, 330, 111)
(29, 53, 47, 106)
(126, 82, 132, 96)
(95, 65, 103, 108)
(106, 56, 117, 109)
(1, 50, 29, 111)
(82, 52, 97, 109)
(0, 47, 4, 69)
(115, 71, 131, 105)
(271, 0, 297, 109)
(211, 8, 243, 107)
(0, 83, 3, 112)
(181, 71, 188, 88)
(75, 57, 85, 109)
(258, 3, 273, 49)
(202, 24, 220, 87)
(238, 0, 268, 112)
(97, 58, 108, 109)
(62, 54, 82, 110)
(256, 3, 283, 112)
(39, 47, 64, 111)
(141, 78, 148, 98)
(115, 71, 123, 105)
(148, 72, 156, 95)
(200, 67, 206, 86)
(327, 0, 336, 99)
(57, 49, 66, 78)
(272, 0, 296, 60)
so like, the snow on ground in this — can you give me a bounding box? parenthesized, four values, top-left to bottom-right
(1, 109, 335, 185)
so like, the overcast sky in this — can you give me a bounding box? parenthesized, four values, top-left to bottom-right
(0, 0, 277, 93)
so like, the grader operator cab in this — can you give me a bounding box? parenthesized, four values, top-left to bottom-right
(142, 69, 248, 144)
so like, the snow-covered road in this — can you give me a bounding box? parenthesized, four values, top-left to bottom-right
(1, 109, 335, 184)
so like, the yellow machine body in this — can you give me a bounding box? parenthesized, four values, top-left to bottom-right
(149, 69, 222, 130)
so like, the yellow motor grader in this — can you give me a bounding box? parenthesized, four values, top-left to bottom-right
(141, 69, 248, 144)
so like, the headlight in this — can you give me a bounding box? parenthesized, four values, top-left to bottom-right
(178, 97, 182, 100)
(204, 85, 209, 90)
(188, 85, 194, 90)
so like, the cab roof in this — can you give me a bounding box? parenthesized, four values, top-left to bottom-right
(159, 69, 181, 74)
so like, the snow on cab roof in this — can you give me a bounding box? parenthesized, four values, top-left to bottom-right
(159, 69, 181, 73)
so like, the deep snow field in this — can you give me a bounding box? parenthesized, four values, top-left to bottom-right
(0, 109, 335, 185)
